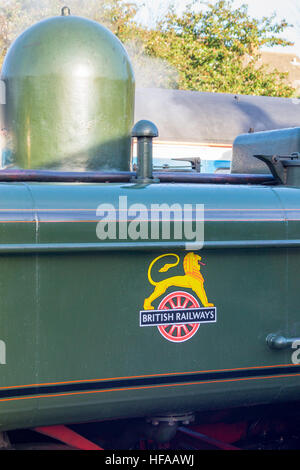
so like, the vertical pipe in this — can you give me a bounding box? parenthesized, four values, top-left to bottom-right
(131, 120, 159, 183)
(137, 136, 155, 181)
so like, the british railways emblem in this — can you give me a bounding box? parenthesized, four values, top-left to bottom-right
(140, 253, 217, 343)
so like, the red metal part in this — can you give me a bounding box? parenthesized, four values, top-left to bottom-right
(191, 421, 248, 444)
(174, 426, 241, 450)
(34, 425, 103, 450)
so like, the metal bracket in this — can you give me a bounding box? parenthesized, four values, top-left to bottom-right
(254, 153, 300, 184)
(172, 157, 201, 172)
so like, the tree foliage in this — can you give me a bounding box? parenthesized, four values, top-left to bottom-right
(142, 0, 295, 96)
(0, 0, 297, 97)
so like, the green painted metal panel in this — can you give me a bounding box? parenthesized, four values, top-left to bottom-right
(0, 181, 299, 430)
(0, 184, 37, 429)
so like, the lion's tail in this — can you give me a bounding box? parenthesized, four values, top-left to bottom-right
(148, 253, 180, 286)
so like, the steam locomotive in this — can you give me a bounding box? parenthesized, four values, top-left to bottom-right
(0, 8, 300, 450)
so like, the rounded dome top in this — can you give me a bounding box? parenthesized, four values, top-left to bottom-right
(1, 14, 135, 171)
(2, 15, 134, 81)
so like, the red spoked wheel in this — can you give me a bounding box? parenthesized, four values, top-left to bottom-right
(157, 291, 200, 343)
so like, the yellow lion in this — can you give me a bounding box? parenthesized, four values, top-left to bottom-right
(143, 252, 214, 310)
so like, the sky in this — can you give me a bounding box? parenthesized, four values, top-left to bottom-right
(135, 0, 300, 56)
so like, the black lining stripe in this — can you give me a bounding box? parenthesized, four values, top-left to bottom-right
(1, 365, 300, 400)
